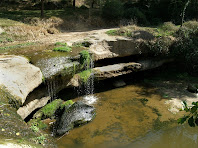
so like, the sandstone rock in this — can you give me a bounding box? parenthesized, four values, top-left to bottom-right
(0, 55, 43, 107)
(93, 62, 141, 79)
(17, 96, 51, 120)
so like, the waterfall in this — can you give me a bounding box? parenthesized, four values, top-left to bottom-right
(46, 79, 57, 101)
(83, 57, 98, 105)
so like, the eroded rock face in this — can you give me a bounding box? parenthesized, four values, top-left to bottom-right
(54, 101, 96, 136)
(0, 55, 43, 107)
(17, 96, 51, 120)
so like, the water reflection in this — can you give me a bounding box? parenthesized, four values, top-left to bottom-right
(130, 125, 198, 148)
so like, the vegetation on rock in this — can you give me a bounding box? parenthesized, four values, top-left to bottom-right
(33, 99, 63, 119)
(79, 50, 91, 69)
(78, 69, 92, 83)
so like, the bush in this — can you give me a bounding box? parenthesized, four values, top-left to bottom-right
(102, 0, 124, 20)
(172, 25, 198, 74)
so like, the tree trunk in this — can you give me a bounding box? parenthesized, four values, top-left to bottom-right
(73, 0, 75, 9)
(91, 0, 95, 8)
(181, 0, 191, 26)
(41, 0, 44, 18)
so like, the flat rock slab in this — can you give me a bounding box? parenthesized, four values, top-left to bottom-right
(93, 62, 141, 79)
(0, 55, 43, 106)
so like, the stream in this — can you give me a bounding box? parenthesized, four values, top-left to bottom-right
(56, 80, 198, 148)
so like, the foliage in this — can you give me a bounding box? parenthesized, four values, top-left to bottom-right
(32, 134, 47, 145)
(79, 69, 92, 83)
(106, 30, 118, 36)
(79, 50, 91, 69)
(155, 22, 179, 37)
(30, 124, 39, 133)
(60, 100, 74, 110)
(172, 24, 198, 74)
(178, 101, 198, 127)
(55, 42, 67, 46)
(53, 46, 72, 52)
(29, 119, 48, 130)
(102, 0, 124, 20)
(34, 99, 63, 119)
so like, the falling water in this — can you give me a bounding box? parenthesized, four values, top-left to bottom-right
(77, 54, 98, 105)
(46, 79, 57, 101)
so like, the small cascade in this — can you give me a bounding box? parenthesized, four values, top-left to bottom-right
(46, 79, 57, 101)
(77, 51, 98, 105)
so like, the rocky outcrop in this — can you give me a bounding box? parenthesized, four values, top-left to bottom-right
(68, 62, 141, 87)
(17, 96, 51, 120)
(54, 101, 96, 136)
(0, 55, 43, 107)
(93, 62, 141, 79)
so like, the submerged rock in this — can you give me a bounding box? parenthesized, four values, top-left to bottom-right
(54, 101, 96, 136)
(113, 80, 126, 87)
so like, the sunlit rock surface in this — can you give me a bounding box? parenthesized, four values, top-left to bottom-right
(0, 55, 42, 106)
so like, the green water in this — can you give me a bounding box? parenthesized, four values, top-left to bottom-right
(56, 84, 198, 148)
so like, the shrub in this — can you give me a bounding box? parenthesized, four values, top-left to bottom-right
(172, 25, 198, 74)
(102, 0, 124, 20)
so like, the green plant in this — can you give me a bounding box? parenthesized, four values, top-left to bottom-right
(53, 46, 72, 52)
(79, 50, 91, 69)
(30, 124, 39, 133)
(79, 69, 92, 83)
(178, 101, 198, 127)
(33, 135, 46, 144)
(55, 42, 67, 46)
(60, 100, 74, 110)
(106, 30, 118, 36)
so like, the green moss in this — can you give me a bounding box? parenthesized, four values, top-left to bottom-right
(106, 30, 118, 36)
(60, 100, 74, 110)
(53, 46, 72, 52)
(34, 99, 63, 119)
(79, 50, 91, 69)
(78, 69, 92, 83)
(55, 42, 67, 46)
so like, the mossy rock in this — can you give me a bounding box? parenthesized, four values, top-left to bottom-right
(53, 46, 72, 52)
(78, 69, 92, 83)
(54, 42, 67, 46)
(79, 50, 91, 69)
(60, 100, 74, 110)
(33, 99, 63, 120)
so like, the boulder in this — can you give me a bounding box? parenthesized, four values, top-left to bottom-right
(54, 101, 96, 136)
(17, 96, 51, 120)
(0, 55, 43, 107)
